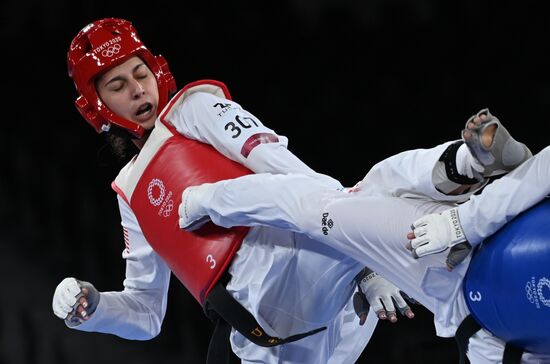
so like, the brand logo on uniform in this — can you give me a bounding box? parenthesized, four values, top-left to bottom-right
(525, 276, 550, 309)
(147, 178, 174, 217)
(92, 36, 122, 58)
(321, 212, 333, 235)
(213, 102, 238, 117)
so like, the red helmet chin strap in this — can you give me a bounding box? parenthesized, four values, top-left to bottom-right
(68, 18, 176, 138)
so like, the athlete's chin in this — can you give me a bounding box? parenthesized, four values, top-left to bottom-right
(139, 118, 157, 131)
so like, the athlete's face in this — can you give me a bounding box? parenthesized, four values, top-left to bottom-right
(96, 56, 159, 131)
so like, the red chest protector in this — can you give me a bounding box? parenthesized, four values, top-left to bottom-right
(112, 80, 251, 305)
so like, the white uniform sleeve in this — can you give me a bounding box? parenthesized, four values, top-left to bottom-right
(170, 92, 342, 189)
(458, 146, 550, 245)
(70, 195, 171, 340)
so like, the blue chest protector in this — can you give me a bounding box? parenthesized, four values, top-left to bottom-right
(460, 197, 550, 362)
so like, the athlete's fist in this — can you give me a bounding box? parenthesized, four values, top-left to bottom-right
(52, 277, 100, 327)
(406, 207, 472, 271)
(407, 208, 466, 256)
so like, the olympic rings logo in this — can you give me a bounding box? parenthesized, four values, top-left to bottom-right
(525, 276, 550, 309)
(147, 179, 165, 206)
(162, 199, 174, 217)
(146, 178, 174, 218)
(101, 43, 121, 58)
(537, 277, 550, 307)
(526, 281, 536, 304)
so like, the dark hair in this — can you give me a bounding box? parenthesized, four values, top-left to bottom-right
(105, 129, 139, 163)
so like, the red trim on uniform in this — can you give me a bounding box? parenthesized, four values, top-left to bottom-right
(241, 133, 279, 158)
(160, 118, 179, 135)
(111, 181, 130, 206)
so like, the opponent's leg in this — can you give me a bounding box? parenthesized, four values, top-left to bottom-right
(435, 108, 531, 196)
(461, 108, 532, 177)
(458, 145, 550, 245)
(179, 173, 336, 232)
(179, 172, 451, 305)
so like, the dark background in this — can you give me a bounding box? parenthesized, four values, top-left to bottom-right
(1, 1, 548, 363)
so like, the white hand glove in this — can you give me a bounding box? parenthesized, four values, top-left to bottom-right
(355, 268, 415, 323)
(178, 185, 212, 231)
(409, 207, 466, 257)
(409, 208, 473, 271)
(52, 277, 100, 327)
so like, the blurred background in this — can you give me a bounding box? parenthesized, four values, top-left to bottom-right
(1, 0, 548, 363)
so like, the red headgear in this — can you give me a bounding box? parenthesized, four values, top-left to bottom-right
(67, 18, 177, 138)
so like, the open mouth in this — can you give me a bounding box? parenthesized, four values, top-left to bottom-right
(136, 103, 153, 116)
